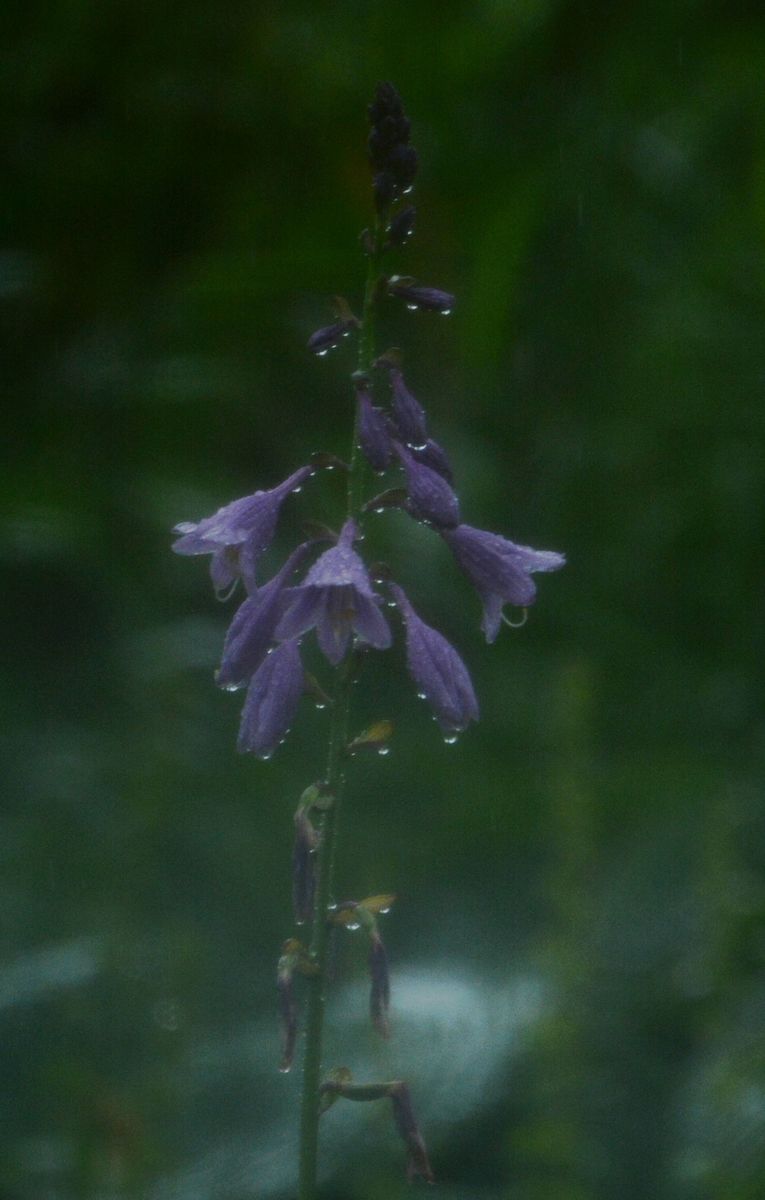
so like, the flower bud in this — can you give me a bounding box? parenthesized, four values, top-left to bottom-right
(388, 276, 455, 314)
(387, 205, 416, 247)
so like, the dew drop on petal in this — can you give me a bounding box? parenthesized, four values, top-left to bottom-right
(440, 309, 453, 317)
(223, 682, 244, 693)
(442, 732, 459, 745)
(345, 920, 361, 931)
(317, 349, 329, 358)
(406, 304, 419, 312)
(416, 691, 427, 700)
(278, 1064, 291, 1075)
(292, 486, 303, 494)
(377, 747, 391, 757)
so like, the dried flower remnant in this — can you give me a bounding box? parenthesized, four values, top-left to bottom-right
(390, 1082, 435, 1184)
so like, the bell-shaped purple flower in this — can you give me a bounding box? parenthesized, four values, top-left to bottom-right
(172, 466, 312, 595)
(216, 542, 314, 691)
(237, 638, 304, 759)
(276, 520, 391, 666)
(395, 443, 460, 529)
(357, 386, 394, 472)
(442, 524, 565, 642)
(389, 583, 478, 736)
(389, 368, 428, 448)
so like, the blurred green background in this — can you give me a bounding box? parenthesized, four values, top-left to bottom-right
(3, 1, 765, 1197)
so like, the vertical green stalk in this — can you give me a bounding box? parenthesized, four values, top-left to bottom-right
(297, 216, 386, 1200)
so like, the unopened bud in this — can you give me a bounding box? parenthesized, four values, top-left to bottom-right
(387, 205, 417, 247)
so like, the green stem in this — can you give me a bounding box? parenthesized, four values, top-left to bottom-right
(297, 215, 387, 1200)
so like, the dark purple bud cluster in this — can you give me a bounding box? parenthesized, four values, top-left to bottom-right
(368, 82, 418, 212)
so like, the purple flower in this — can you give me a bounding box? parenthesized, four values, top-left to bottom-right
(395, 443, 460, 529)
(390, 583, 478, 736)
(442, 524, 566, 642)
(357, 386, 394, 472)
(276, 520, 391, 666)
(237, 638, 304, 759)
(216, 543, 314, 690)
(172, 466, 312, 596)
(388, 276, 455, 314)
(389, 368, 428, 448)
(387, 205, 416, 247)
(411, 438, 454, 484)
(307, 322, 350, 356)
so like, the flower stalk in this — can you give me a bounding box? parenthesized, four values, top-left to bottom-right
(171, 81, 565, 1199)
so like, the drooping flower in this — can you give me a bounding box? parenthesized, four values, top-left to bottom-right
(411, 437, 454, 484)
(276, 942, 300, 1072)
(389, 583, 478, 736)
(276, 519, 391, 666)
(237, 638, 304, 758)
(388, 368, 428, 448)
(387, 205, 416, 247)
(395, 443, 460, 529)
(307, 297, 360, 356)
(388, 276, 455, 314)
(216, 542, 315, 691)
(356, 386, 394, 472)
(442, 524, 566, 642)
(172, 466, 312, 596)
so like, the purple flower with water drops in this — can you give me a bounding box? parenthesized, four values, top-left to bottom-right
(356, 385, 394, 472)
(388, 368, 428, 448)
(276, 519, 391, 666)
(389, 583, 478, 736)
(395, 443, 460, 529)
(442, 524, 566, 643)
(411, 438, 454, 484)
(172, 466, 312, 596)
(387, 205, 416, 247)
(216, 542, 315, 691)
(388, 276, 455, 314)
(237, 638, 304, 759)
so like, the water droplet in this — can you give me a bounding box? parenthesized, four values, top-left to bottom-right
(442, 732, 459, 745)
(440, 309, 452, 317)
(223, 682, 244, 693)
(406, 304, 419, 312)
(292, 486, 303, 494)
(278, 1063, 291, 1074)
(295, 916, 306, 926)
(386, 599, 397, 608)
(314, 701, 327, 711)
(378, 905, 391, 914)
(402, 185, 414, 195)
(377, 747, 391, 757)
(408, 441, 428, 452)
(325, 464, 335, 472)
(259, 751, 274, 762)
(317, 349, 329, 358)
(374, 507, 386, 515)
(345, 920, 361, 931)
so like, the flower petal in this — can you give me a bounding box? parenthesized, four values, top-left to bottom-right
(237, 639, 304, 759)
(353, 592, 393, 651)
